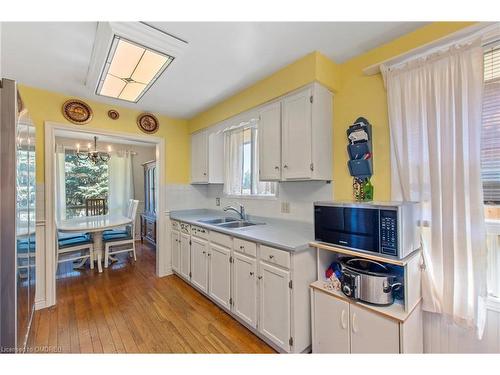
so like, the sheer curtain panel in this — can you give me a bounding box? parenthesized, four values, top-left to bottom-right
(108, 151, 134, 215)
(382, 38, 487, 336)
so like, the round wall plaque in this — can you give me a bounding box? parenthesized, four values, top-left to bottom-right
(137, 113, 159, 134)
(62, 99, 93, 125)
(108, 109, 120, 120)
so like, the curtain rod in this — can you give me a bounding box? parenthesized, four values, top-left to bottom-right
(363, 22, 500, 76)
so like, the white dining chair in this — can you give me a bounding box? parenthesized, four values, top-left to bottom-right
(56, 233, 94, 271)
(103, 199, 134, 237)
(103, 199, 139, 268)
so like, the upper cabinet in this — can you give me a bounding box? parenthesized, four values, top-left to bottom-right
(191, 82, 333, 184)
(191, 127, 224, 184)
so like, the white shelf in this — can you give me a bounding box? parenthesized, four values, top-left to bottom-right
(310, 280, 420, 323)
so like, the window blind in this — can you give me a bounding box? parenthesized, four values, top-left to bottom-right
(481, 46, 500, 204)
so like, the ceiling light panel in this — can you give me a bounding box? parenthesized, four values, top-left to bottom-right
(96, 36, 173, 102)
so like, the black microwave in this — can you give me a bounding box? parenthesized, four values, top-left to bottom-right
(314, 201, 420, 259)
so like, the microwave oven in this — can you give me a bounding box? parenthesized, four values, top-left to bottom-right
(314, 201, 420, 259)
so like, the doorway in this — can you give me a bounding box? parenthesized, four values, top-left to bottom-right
(43, 122, 167, 308)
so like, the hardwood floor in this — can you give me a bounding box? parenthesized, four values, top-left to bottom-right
(28, 242, 275, 353)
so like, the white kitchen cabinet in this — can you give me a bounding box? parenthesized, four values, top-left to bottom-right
(258, 261, 291, 351)
(258, 101, 282, 181)
(311, 288, 350, 353)
(171, 228, 180, 273)
(232, 251, 258, 328)
(208, 242, 231, 310)
(281, 83, 332, 181)
(311, 286, 421, 353)
(191, 236, 209, 293)
(349, 303, 400, 353)
(191, 130, 208, 183)
(179, 232, 191, 280)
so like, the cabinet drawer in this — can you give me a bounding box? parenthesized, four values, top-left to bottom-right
(191, 225, 209, 239)
(171, 220, 180, 230)
(260, 245, 290, 269)
(209, 231, 232, 248)
(233, 238, 257, 257)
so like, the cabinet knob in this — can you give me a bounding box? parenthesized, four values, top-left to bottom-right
(274, 166, 280, 170)
(258, 276, 262, 280)
(207, 253, 211, 256)
(250, 272, 254, 276)
(240, 245, 244, 249)
(269, 255, 274, 259)
(202, 251, 206, 254)
(203, 172, 207, 176)
(283, 164, 288, 168)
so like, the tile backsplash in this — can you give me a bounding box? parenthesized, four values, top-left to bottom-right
(166, 181, 333, 223)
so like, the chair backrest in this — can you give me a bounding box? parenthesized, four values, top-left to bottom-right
(85, 198, 107, 216)
(128, 199, 139, 234)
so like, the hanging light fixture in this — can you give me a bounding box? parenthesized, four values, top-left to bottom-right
(76, 136, 111, 164)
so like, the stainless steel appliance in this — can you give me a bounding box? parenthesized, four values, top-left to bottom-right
(340, 258, 402, 306)
(314, 201, 420, 259)
(0, 78, 37, 353)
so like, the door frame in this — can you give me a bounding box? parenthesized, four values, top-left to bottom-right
(43, 121, 167, 308)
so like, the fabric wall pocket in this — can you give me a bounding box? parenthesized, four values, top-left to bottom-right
(348, 142, 371, 160)
(348, 159, 373, 179)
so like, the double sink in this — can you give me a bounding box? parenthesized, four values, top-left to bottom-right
(197, 217, 264, 229)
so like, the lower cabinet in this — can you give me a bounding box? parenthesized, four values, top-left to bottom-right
(208, 243, 231, 310)
(179, 232, 191, 280)
(191, 236, 209, 293)
(171, 229, 180, 272)
(311, 286, 350, 353)
(311, 287, 420, 353)
(232, 251, 258, 329)
(258, 261, 291, 351)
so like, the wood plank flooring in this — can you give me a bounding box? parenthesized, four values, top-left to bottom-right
(28, 242, 275, 353)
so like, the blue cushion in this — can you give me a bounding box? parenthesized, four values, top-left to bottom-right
(103, 233, 133, 242)
(58, 234, 92, 249)
(58, 231, 89, 241)
(103, 229, 129, 236)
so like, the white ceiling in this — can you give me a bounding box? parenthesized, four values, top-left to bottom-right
(1, 22, 426, 119)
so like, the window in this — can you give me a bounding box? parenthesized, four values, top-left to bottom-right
(481, 45, 500, 207)
(224, 122, 277, 197)
(64, 150, 109, 218)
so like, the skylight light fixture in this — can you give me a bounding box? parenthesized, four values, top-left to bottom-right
(87, 22, 188, 103)
(97, 37, 174, 102)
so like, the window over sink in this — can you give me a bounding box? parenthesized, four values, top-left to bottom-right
(223, 117, 277, 198)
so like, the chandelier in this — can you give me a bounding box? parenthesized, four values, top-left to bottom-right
(77, 136, 111, 164)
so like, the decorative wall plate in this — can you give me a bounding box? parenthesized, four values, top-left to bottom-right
(137, 113, 159, 134)
(108, 109, 120, 120)
(62, 99, 93, 125)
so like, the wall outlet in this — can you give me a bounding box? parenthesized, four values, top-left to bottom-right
(215, 197, 221, 206)
(281, 201, 290, 214)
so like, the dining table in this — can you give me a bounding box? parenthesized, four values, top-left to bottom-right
(57, 213, 133, 273)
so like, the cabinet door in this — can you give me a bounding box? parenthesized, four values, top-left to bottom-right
(191, 237, 209, 293)
(281, 88, 312, 180)
(311, 290, 350, 353)
(258, 261, 290, 351)
(350, 304, 400, 353)
(191, 131, 208, 183)
(179, 233, 191, 280)
(208, 243, 231, 309)
(258, 102, 281, 181)
(171, 230, 180, 272)
(232, 252, 258, 328)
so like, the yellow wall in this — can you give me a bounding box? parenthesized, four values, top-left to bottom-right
(188, 22, 476, 201)
(18, 85, 190, 184)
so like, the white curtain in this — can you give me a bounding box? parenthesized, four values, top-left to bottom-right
(382, 38, 487, 336)
(108, 151, 134, 215)
(55, 145, 66, 221)
(224, 128, 244, 195)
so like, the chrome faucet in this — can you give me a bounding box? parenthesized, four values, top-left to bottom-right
(223, 204, 247, 221)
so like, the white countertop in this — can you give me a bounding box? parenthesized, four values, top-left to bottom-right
(57, 214, 132, 233)
(169, 209, 314, 252)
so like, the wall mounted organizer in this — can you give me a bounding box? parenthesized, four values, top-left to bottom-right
(347, 117, 373, 201)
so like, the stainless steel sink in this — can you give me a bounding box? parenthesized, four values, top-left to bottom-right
(216, 221, 262, 229)
(198, 217, 239, 225)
